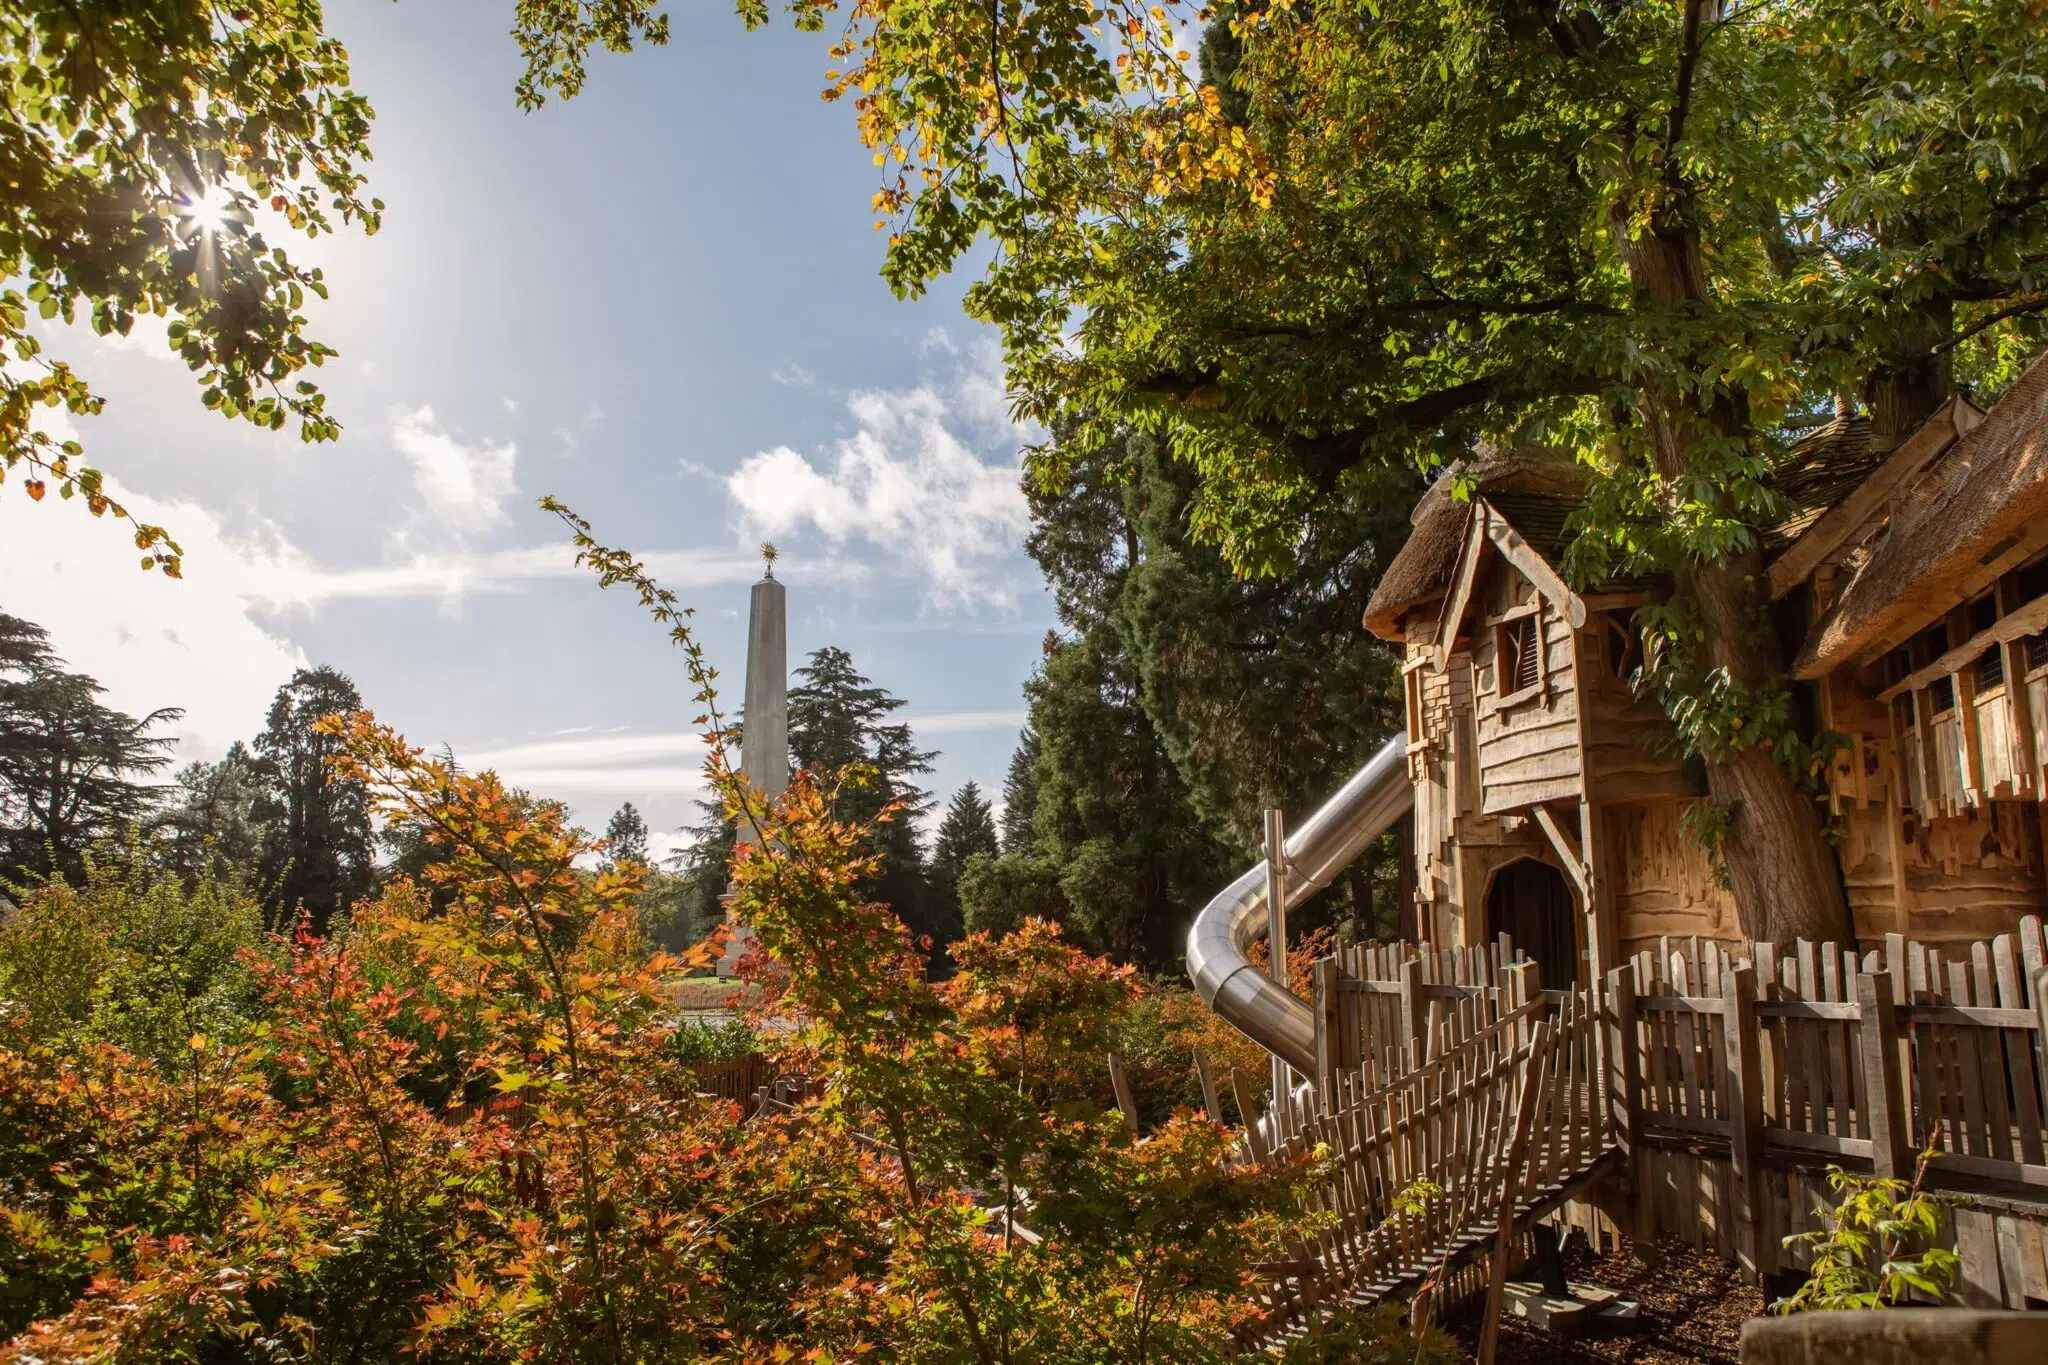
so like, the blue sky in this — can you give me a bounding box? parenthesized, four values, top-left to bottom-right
(0, 2, 1055, 855)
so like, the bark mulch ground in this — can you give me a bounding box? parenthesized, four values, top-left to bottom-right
(1441, 1238, 1766, 1364)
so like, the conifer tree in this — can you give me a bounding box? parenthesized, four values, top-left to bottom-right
(252, 666, 373, 935)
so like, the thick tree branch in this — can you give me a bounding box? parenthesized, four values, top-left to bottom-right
(1936, 294, 2048, 354)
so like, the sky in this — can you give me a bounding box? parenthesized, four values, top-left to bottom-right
(0, 2, 1057, 858)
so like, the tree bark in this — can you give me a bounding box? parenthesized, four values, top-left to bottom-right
(1618, 219, 1853, 946)
(1864, 298, 1956, 452)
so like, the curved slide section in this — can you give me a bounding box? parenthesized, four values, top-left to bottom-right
(1185, 733, 1414, 1075)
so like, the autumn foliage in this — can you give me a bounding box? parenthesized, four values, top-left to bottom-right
(0, 517, 1318, 1363)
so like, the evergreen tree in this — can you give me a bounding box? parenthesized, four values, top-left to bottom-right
(788, 646, 937, 941)
(252, 666, 373, 935)
(0, 612, 178, 884)
(158, 743, 269, 885)
(602, 801, 650, 870)
(927, 781, 999, 946)
(998, 728, 1040, 852)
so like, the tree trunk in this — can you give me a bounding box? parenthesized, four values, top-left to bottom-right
(1619, 219, 1853, 946)
(1864, 298, 1956, 452)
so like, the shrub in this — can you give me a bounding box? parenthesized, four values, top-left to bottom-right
(1774, 1148, 1959, 1312)
(0, 857, 270, 1067)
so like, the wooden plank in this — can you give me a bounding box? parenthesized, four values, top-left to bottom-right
(1955, 1208, 2007, 1307)
(1192, 1045, 1224, 1125)
(1108, 1052, 1139, 1134)
(1857, 973, 1912, 1179)
(1950, 961, 1993, 1157)
(1762, 1126, 1877, 1159)
(1991, 938, 2043, 1166)
(1997, 1216, 2028, 1309)
(1482, 500, 1589, 629)
(1230, 1068, 1269, 1165)
(1973, 942, 2017, 1163)
(1433, 502, 1489, 672)
(1725, 966, 1766, 1271)
(1878, 591, 2048, 702)
(1480, 1020, 1555, 1365)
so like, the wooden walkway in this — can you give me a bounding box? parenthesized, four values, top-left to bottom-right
(1232, 942, 1620, 1349)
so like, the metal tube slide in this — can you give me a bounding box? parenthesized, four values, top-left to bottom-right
(1185, 733, 1414, 1075)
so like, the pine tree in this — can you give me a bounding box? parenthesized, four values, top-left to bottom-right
(928, 781, 999, 947)
(788, 646, 937, 941)
(252, 666, 373, 936)
(998, 728, 1040, 852)
(602, 801, 650, 870)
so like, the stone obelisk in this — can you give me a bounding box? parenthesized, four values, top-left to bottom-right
(717, 552, 787, 977)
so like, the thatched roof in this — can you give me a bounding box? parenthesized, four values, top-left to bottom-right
(1796, 351, 2048, 677)
(1764, 416, 1879, 552)
(1363, 446, 1586, 641)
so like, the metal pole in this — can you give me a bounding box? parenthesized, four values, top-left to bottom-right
(1264, 807, 1289, 1103)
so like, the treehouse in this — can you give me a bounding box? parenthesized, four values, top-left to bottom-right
(1362, 351, 2048, 982)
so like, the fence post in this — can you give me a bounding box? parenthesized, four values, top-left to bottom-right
(1724, 965, 1767, 1273)
(1107, 1052, 1139, 1136)
(1314, 956, 1341, 1108)
(1856, 971, 1911, 1179)
(2034, 967, 2048, 1127)
(1192, 1044, 1224, 1125)
(1398, 956, 1424, 1064)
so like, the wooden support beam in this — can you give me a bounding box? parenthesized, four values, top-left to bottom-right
(1313, 957, 1341, 1108)
(1433, 502, 1489, 672)
(1483, 501, 1589, 629)
(1533, 804, 1593, 904)
(1877, 592, 2048, 702)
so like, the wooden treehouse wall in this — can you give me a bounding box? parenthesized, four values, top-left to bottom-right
(1818, 565, 2048, 947)
(1407, 537, 2048, 966)
(1405, 553, 1741, 969)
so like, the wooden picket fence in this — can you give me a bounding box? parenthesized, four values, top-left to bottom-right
(690, 1055, 772, 1103)
(1227, 919, 2048, 1344)
(1611, 919, 2048, 1300)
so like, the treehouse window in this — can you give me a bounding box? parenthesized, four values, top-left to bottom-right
(1977, 646, 2006, 693)
(1896, 693, 1916, 728)
(1970, 591, 2000, 636)
(1932, 675, 1957, 715)
(1498, 617, 1541, 696)
(2029, 633, 2048, 674)
(1603, 613, 1641, 681)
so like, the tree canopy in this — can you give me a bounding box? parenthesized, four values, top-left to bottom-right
(1, 1, 385, 569)
(0, 611, 177, 883)
(713, 0, 2048, 942)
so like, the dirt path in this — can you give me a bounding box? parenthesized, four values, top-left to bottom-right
(1443, 1240, 1765, 1365)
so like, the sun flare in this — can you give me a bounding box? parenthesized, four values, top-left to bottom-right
(176, 185, 237, 237)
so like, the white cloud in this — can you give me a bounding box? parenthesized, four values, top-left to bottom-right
(905, 709, 1028, 736)
(391, 405, 517, 535)
(0, 464, 842, 767)
(769, 362, 817, 389)
(728, 368, 1031, 609)
(0, 485, 308, 761)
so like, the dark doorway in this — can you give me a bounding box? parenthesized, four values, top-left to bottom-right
(1485, 858, 1579, 991)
